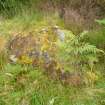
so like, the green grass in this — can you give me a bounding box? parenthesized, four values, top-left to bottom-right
(87, 28, 105, 47)
(0, 12, 64, 38)
(0, 63, 105, 105)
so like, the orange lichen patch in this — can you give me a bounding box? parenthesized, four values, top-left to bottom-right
(0, 37, 7, 53)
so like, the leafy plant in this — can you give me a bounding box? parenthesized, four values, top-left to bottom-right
(60, 30, 104, 72)
(95, 19, 105, 25)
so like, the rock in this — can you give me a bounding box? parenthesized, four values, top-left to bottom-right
(52, 25, 65, 42)
(9, 55, 18, 63)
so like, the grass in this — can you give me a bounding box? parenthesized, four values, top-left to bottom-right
(0, 13, 105, 105)
(0, 12, 64, 38)
(0, 63, 105, 105)
(87, 28, 105, 47)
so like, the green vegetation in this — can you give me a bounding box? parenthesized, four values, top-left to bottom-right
(0, 63, 105, 105)
(0, 0, 105, 105)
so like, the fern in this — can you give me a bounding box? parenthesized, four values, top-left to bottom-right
(59, 30, 104, 71)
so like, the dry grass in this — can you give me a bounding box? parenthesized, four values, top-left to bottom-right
(0, 37, 7, 53)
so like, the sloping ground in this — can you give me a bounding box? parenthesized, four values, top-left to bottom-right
(0, 15, 105, 105)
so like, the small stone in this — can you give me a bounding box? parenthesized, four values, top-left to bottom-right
(9, 55, 18, 63)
